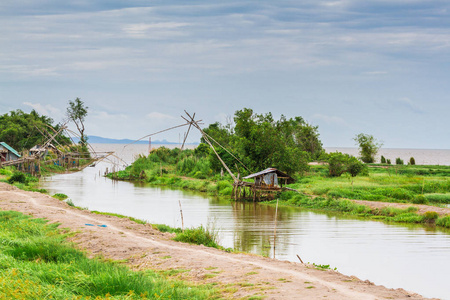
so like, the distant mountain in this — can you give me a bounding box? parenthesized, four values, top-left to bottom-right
(72, 135, 198, 145)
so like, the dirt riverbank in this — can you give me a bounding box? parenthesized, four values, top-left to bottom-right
(0, 182, 433, 299)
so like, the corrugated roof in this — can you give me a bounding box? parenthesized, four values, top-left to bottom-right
(243, 168, 294, 183)
(0, 142, 21, 158)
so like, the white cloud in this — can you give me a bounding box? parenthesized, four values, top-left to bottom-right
(92, 111, 128, 120)
(23, 102, 63, 119)
(396, 97, 425, 114)
(362, 71, 388, 75)
(122, 22, 189, 39)
(146, 112, 177, 121)
(311, 114, 348, 126)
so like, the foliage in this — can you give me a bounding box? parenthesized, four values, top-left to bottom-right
(291, 164, 450, 205)
(396, 157, 404, 165)
(52, 193, 68, 200)
(66, 97, 88, 147)
(0, 109, 71, 151)
(327, 152, 366, 177)
(387, 159, 391, 164)
(7, 171, 27, 184)
(409, 157, 416, 165)
(0, 211, 217, 299)
(173, 225, 221, 249)
(203, 108, 320, 176)
(354, 133, 382, 163)
(380, 155, 386, 164)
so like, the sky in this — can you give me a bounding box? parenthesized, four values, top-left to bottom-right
(1, 1, 449, 148)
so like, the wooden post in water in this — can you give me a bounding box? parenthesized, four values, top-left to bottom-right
(273, 199, 279, 259)
(178, 200, 184, 232)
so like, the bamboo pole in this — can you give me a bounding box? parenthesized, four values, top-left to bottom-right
(182, 112, 237, 182)
(179, 200, 184, 232)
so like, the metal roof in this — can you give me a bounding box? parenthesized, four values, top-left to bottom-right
(0, 142, 21, 158)
(243, 167, 294, 183)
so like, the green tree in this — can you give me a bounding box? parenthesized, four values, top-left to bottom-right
(353, 133, 382, 163)
(0, 109, 70, 151)
(199, 108, 322, 176)
(327, 152, 366, 177)
(66, 98, 88, 147)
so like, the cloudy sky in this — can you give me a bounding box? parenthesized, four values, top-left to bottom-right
(1, 1, 449, 148)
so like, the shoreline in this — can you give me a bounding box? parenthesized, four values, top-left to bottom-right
(0, 182, 431, 299)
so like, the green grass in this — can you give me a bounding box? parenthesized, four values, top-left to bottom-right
(271, 193, 450, 228)
(52, 193, 68, 200)
(290, 164, 450, 205)
(0, 210, 218, 299)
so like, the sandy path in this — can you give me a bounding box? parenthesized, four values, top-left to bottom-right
(351, 199, 450, 216)
(0, 183, 431, 299)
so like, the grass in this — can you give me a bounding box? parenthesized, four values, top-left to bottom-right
(272, 192, 450, 228)
(292, 164, 450, 205)
(52, 193, 68, 200)
(0, 210, 218, 299)
(106, 147, 235, 197)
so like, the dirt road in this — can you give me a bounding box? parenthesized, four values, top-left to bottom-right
(0, 182, 431, 299)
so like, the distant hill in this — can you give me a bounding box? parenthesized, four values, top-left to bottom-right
(72, 135, 198, 145)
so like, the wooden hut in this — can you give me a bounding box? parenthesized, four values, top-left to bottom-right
(0, 142, 21, 162)
(233, 168, 295, 201)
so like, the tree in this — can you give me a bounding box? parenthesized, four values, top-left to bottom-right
(327, 152, 366, 177)
(353, 133, 382, 163)
(0, 109, 70, 151)
(66, 98, 88, 147)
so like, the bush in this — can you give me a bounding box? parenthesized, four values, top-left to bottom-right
(412, 195, 428, 204)
(173, 225, 220, 249)
(396, 158, 404, 165)
(423, 211, 439, 222)
(387, 159, 391, 165)
(53, 193, 68, 200)
(380, 155, 386, 164)
(7, 171, 27, 184)
(409, 157, 416, 165)
(327, 152, 365, 177)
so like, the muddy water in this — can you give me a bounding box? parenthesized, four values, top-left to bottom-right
(40, 144, 450, 299)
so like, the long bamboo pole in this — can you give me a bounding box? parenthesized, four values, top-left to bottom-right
(182, 112, 237, 182)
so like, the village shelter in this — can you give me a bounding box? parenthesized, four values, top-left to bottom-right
(0, 142, 21, 162)
(243, 168, 295, 188)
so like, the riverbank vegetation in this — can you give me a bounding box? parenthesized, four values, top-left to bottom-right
(0, 210, 218, 299)
(0, 167, 47, 193)
(105, 108, 449, 229)
(109, 146, 450, 228)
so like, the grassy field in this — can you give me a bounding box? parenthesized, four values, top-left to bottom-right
(0, 210, 219, 299)
(291, 164, 450, 205)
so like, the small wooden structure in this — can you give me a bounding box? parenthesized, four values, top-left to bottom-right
(0, 142, 21, 163)
(233, 168, 295, 201)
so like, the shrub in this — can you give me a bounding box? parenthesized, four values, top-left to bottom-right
(7, 171, 27, 184)
(396, 158, 404, 165)
(423, 211, 439, 223)
(173, 225, 220, 249)
(53, 193, 68, 200)
(387, 159, 391, 164)
(409, 157, 416, 165)
(380, 155, 386, 164)
(412, 195, 428, 204)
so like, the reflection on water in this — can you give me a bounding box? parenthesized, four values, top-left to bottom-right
(38, 144, 450, 299)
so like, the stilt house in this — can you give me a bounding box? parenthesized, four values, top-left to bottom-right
(0, 142, 21, 162)
(233, 168, 295, 201)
